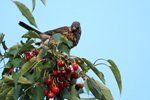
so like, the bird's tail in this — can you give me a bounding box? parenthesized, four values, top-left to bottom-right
(19, 21, 42, 34)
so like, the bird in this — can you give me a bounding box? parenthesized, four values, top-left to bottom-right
(19, 21, 81, 49)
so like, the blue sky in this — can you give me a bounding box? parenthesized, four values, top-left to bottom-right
(0, 0, 150, 99)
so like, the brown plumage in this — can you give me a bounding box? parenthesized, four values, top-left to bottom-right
(19, 21, 81, 48)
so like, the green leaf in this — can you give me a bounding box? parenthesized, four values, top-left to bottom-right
(12, 72, 21, 85)
(31, 86, 44, 100)
(62, 85, 80, 100)
(82, 58, 105, 84)
(33, 67, 41, 80)
(5, 44, 22, 57)
(52, 33, 62, 41)
(87, 78, 114, 100)
(70, 85, 78, 98)
(22, 31, 40, 39)
(32, 0, 36, 11)
(58, 43, 70, 54)
(18, 76, 32, 84)
(3, 74, 31, 85)
(13, 85, 21, 100)
(20, 57, 36, 75)
(6, 88, 14, 100)
(0, 87, 12, 100)
(18, 39, 35, 54)
(60, 89, 69, 99)
(61, 37, 73, 48)
(3, 75, 13, 83)
(107, 59, 122, 94)
(52, 33, 73, 49)
(37, 45, 48, 61)
(75, 57, 90, 72)
(13, 1, 37, 28)
(84, 80, 90, 95)
(11, 58, 25, 68)
(87, 78, 103, 99)
(94, 80, 113, 100)
(0, 33, 4, 44)
(41, 0, 46, 5)
(78, 63, 89, 73)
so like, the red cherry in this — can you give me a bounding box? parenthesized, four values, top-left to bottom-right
(63, 81, 70, 88)
(57, 59, 65, 67)
(75, 83, 84, 90)
(47, 91, 55, 98)
(51, 86, 60, 94)
(32, 49, 40, 56)
(25, 51, 30, 56)
(25, 52, 31, 61)
(58, 76, 65, 82)
(72, 62, 79, 71)
(58, 82, 64, 89)
(45, 78, 52, 85)
(71, 72, 79, 79)
(61, 69, 66, 75)
(8, 67, 14, 74)
(43, 89, 49, 96)
(76, 83, 84, 89)
(65, 67, 72, 74)
(52, 70, 59, 77)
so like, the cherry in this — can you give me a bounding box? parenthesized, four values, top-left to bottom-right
(47, 91, 55, 98)
(72, 62, 79, 71)
(60, 69, 66, 76)
(58, 76, 65, 82)
(51, 86, 60, 94)
(43, 89, 49, 96)
(24, 52, 31, 61)
(58, 82, 64, 89)
(75, 83, 84, 90)
(45, 78, 52, 85)
(71, 72, 79, 79)
(65, 67, 72, 74)
(32, 49, 40, 56)
(57, 59, 65, 67)
(63, 81, 70, 88)
(52, 70, 59, 77)
(8, 67, 14, 74)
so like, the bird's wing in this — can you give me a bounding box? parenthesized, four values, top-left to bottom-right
(44, 26, 69, 35)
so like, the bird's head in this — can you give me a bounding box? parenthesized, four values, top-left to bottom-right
(71, 21, 81, 34)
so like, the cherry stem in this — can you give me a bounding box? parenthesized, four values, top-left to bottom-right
(93, 58, 107, 65)
(94, 63, 109, 67)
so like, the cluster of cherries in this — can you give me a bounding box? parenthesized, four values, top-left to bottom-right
(24, 49, 40, 61)
(24, 49, 84, 98)
(43, 59, 84, 99)
(6, 49, 40, 75)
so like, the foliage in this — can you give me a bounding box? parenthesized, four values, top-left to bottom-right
(0, 1, 122, 100)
